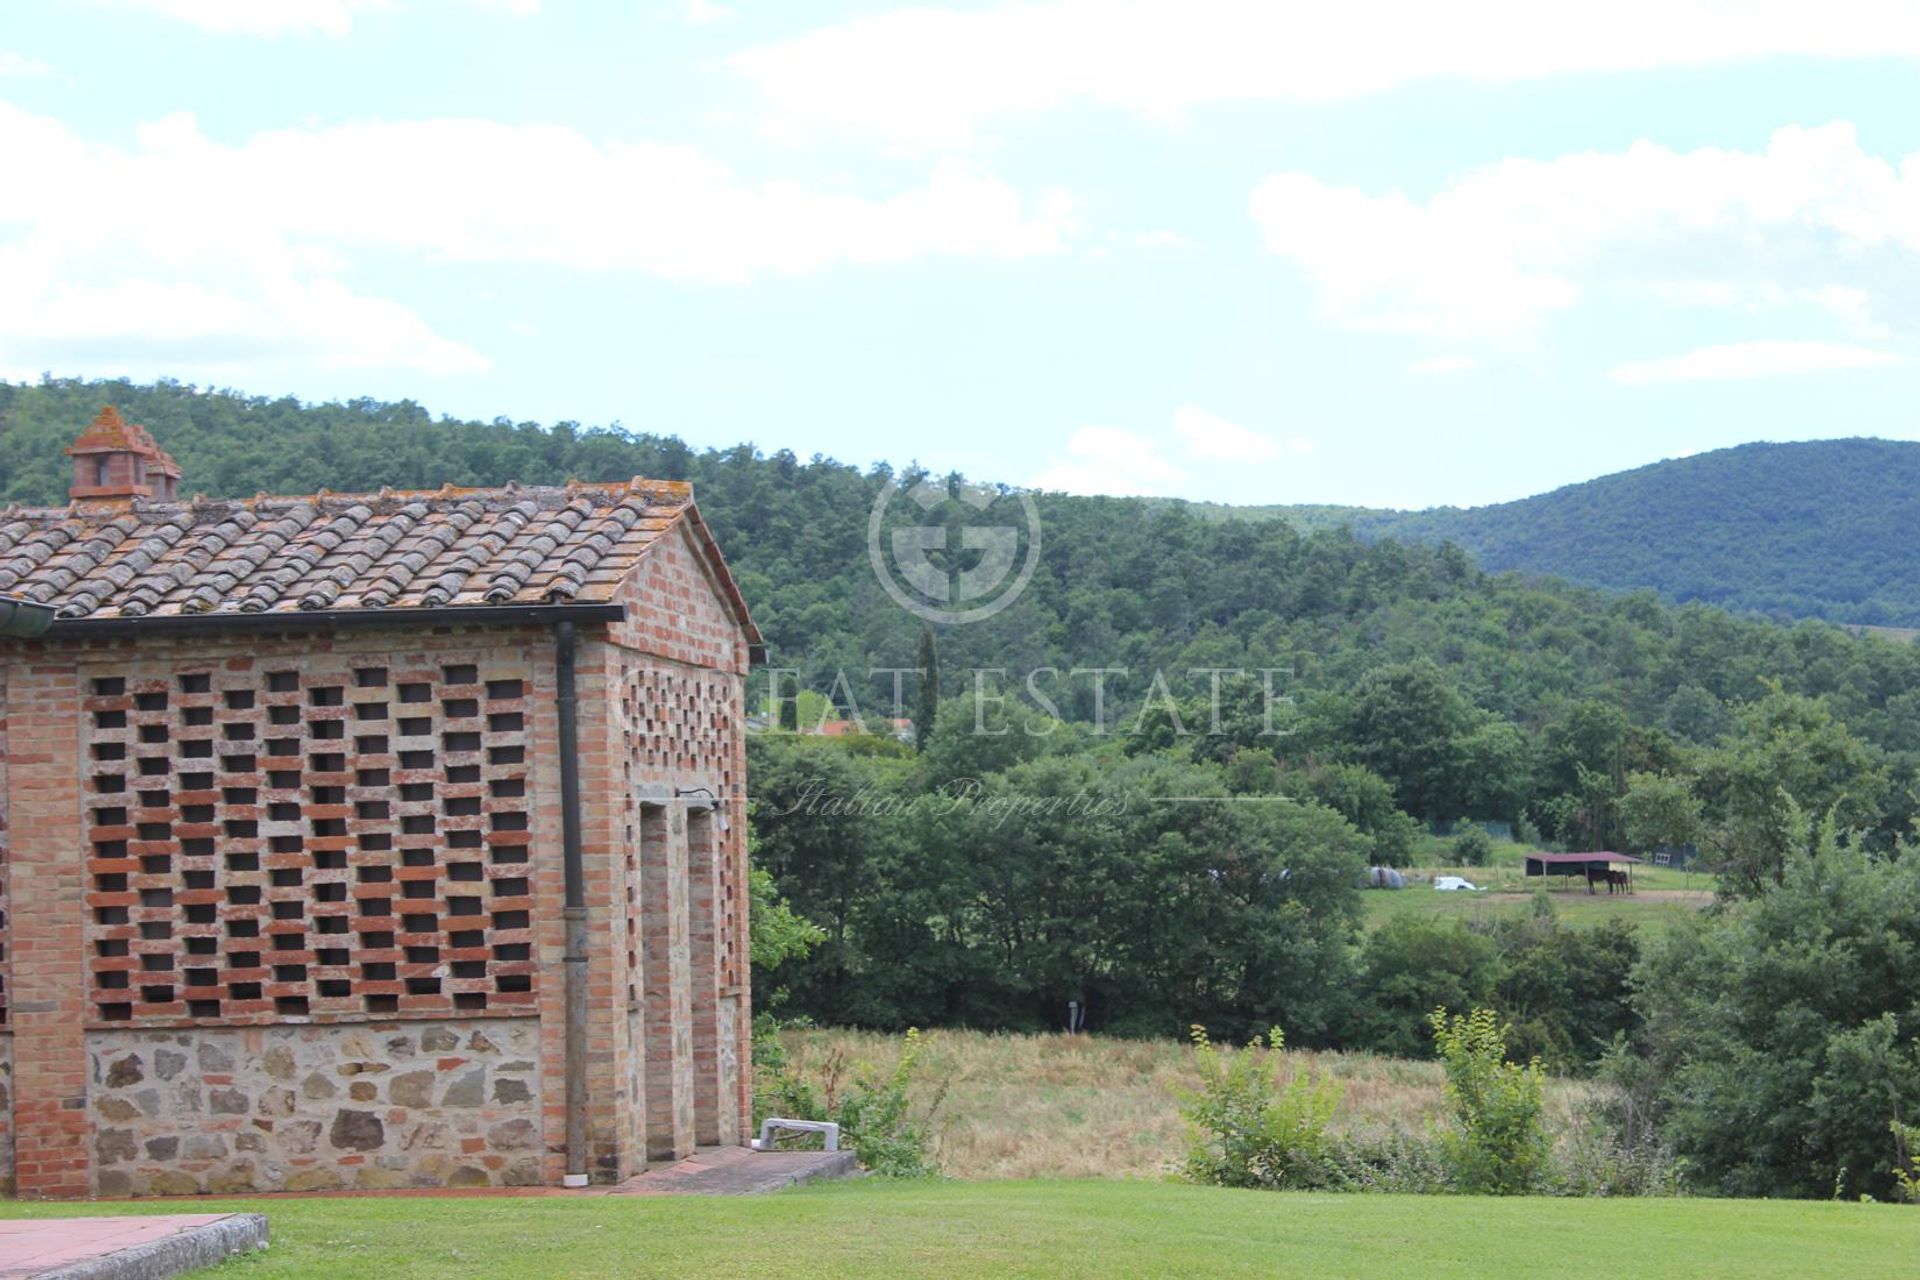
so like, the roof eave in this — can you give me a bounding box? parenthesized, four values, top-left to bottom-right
(673, 500, 766, 665)
(37, 601, 627, 640)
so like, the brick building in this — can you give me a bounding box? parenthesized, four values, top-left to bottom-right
(0, 408, 761, 1197)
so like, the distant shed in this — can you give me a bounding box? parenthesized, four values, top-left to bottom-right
(1523, 851, 1641, 893)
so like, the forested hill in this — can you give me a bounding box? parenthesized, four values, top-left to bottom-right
(11, 376, 1920, 753)
(1208, 440, 1920, 626)
(13, 380, 1918, 629)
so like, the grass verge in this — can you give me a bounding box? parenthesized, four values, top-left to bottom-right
(2, 1180, 1909, 1279)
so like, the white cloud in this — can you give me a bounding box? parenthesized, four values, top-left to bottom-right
(659, 0, 735, 26)
(1173, 405, 1292, 460)
(0, 101, 1073, 380)
(1034, 407, 1311, 495)
(1122, 229, 1192, 250)
(732, 1, 1920, 146)
(8, 275, 487, 378)
(1031, 426, 1188, 496)
(1250, 122, 1920, 339)
(1409, 355, 1480, 375)
(96, 0, 536, 37)
(0, 52, 52, 77)
(1609, 341, 1910, 385)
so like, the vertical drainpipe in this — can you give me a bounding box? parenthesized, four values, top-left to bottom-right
(556, 620, 591, 1188)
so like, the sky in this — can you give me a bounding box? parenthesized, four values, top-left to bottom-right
(3, 1, 1920, 509)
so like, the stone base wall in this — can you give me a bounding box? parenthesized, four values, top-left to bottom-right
(88, 1018, 542, 1196)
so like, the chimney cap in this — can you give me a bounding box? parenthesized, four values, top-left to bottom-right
(67, 405, 180, 501)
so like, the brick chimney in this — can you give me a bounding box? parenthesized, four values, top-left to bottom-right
(66, 406, 181, 502)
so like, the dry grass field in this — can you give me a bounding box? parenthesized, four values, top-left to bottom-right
(775, 1026, 1607, 1180)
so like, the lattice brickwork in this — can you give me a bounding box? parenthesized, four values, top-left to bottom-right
(616, 664, 741, 998)
(82, 656, 537, 1025)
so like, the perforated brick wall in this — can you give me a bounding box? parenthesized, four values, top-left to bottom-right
(612, 650, 747, 1162)
(81, 655, 537, 1027)
(617, 663, 741, 992)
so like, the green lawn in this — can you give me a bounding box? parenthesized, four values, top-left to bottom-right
(6, 1181, 1914, 1278)
(1360, 881, 1709, 937)
(1364, 840, 1715, 939)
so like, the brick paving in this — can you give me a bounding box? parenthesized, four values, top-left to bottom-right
(0, 1213, 265, 1278)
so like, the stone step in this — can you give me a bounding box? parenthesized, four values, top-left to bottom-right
(608, 1145, 861, 1195)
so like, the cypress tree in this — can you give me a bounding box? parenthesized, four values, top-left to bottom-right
(913, 624, 939, 751)
(778, 669, 799, 732)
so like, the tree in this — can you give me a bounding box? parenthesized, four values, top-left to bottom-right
(746, 735, 912, 1020)
(1484, 904, 1639, 1070)
(912, 624, 939, 752)
(1459, 720, 1533, 822)
(1696, 688, 1886, 897)
(979, 754, 1367, 1042)
(1662, 684, 1729, 744)
(1633, 819, 1920, 1199)
(749, 863, 825, 973)
(746, 812, 830, 1070)
(1618, 770, 1702, 854)
(1540, 701, 1636, 849)
(1350, 917, 1501, 1059)
(1341, 660, 1480, 820)
(1286, 761, 1419, 867)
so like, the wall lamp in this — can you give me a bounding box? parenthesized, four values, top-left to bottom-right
(673, 786, 729, 831)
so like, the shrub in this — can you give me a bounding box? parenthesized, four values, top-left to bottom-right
(1894, 1121, 1920, 1204)
(1483, 910, 1641, 1072)
(1322, 1128, 1452, 1194)
(1430, 1007, 1551, 1194)
(1349, 917, 1501, 1059)
(1177, 1025, 1343, 1190)
(1557, 1097, 1687, 1197)
(759, 1028, 946, 1178)
(1451, 826, 1493, 867)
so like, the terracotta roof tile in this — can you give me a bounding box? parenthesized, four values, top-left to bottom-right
(0, 480, 756, 646)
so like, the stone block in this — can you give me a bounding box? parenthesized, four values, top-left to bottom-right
(443, 1068, 486, 1107)
(329, 1109, 385, 1152)
(97, 1130, 138, 1164)
(390, 1071, 435, 1109)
